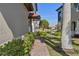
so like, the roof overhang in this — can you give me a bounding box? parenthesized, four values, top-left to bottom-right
(56, 5, 63, 12)
(24, 3, 37, 11)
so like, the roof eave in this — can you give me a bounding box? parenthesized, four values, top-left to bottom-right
(56, 5, 63, 11)
(24, 3, 37, 11)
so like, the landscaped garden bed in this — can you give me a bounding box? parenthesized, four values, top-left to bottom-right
(0, 32, 35, 56)
(45, 31, 79, 56)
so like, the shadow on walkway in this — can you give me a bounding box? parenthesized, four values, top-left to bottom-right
(45, 38, 69, 56)
(35, 36, 45, 43)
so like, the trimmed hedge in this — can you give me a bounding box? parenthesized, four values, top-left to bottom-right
(54, 31, 61, 36)
(36, 31, 47, 37)
(0, 32, 35, 56)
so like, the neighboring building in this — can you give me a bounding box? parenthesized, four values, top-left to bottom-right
(0, 3, 37, 44)
(49, 24, 56, 30)
(57, 3, 79, 37)
(56, 3, 79, 50)
(28, 12, 41, 32)
(56, 5, 63, 31)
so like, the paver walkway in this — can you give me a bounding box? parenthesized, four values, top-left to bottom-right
(30, 37, 50, 56)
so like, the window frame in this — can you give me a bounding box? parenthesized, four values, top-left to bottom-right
(74, 3, 79, 12)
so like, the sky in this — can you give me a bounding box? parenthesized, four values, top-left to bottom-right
(37, 3, 62, 26)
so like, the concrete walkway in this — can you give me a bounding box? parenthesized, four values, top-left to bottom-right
(30, 37, 50, 56)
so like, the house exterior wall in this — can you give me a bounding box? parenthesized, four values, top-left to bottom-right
(31, 19, 40, 32)
(30, 19, 35, 32)
(0, 3, 30, 44)
(57, 3, 79, 36)
(71, 4, 79, 35)
(75, 20, 79, 34)
(57, 6, 63, 31)
(32, 19, 40, 32)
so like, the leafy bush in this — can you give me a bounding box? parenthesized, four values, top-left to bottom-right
(36, 31, 47, 37)
(23, 32, 35, 55)
(0, 32, 35, 56)
(0, 39, 25, 56)
(54, 31, 61, 36)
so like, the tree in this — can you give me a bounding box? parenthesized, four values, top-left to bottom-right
(39, 19, 49, 30)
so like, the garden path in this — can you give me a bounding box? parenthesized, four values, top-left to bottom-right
(30, 37, 50, 56)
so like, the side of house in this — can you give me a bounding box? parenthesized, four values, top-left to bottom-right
(56, 5, 63, 32)
(31, 15, 40, 32)
(33, 19, 40, 32)
(28, 12, 41, 32)
(71, 3, 79, 37)
(57, 3, 79, 37)
(0, 3, 37, 44)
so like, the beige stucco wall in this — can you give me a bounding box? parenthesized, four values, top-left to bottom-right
(0, 3, 29, 44)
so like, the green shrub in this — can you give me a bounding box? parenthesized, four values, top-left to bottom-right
(23, 32, 35, 55)
(0, 39, 25, 56)
(36, 31, 47, 37)
(54, 31, 61, 36)
(0, 32, 35, 56)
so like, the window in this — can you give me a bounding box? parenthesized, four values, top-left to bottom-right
(74, 3, 79, 12)
(71, 22, 76, 31)
(58, 11, 63, 22)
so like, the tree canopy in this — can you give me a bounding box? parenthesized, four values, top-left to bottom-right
(39, 19, 49, 29)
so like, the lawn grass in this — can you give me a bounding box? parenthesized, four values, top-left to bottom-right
(46, 45, 61, 56)
(45, 38, 69, 56)
(45, 31, 79, 56)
